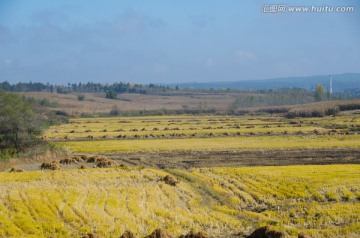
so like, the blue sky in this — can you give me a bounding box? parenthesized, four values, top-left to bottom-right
(0, 0, 359, 84)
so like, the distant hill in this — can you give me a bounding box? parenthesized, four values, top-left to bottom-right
(173, 73, 360, 93)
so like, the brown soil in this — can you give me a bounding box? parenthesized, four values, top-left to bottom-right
(2, 148, 359, 172)
(103, 147, 360, 169)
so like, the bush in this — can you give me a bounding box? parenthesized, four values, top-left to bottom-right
(77, 95, 85, 101)
(325, 106, 339, 116)
(110, 105, 120, 116)
(258, 107, 290, 114)
(311, 110, 325, 117)
(338, 102, 360, 111)
(106, 90, 117, 99)
(39, 98, 59, 107)
(286, 106, 339, 118)
(0, 149, 14, 161)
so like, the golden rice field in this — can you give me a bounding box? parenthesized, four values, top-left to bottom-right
(44, 114, 360, 153)
(0, 165, 359, 238)
(57, 135, 360, 153)
(43, 115, 344, 140)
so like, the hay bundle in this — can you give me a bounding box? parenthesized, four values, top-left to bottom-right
(96, 159, 118, 168)
(82, 233, 103, 238)
(100, 157, 112, 162)
(247, 226, 288, 238)
(162, 175, 178, 186)
(298, 233, 311, 238)
(120, 230, 137, 238)
(72, 156, 84, 162)
(184, 229, 208, 238)
(81, 155, 89, 160)
(86, 156, 102, 163)
(86, 156, 97, 163)
(40, 162, 52, 169)
(60, 157, 78, 165)
(9, 167, 24, 173)
(40, 161, 61, 170)
(51, 163, 61, 170)
(145, 228, 174, 238)
(88, 156, 109, 163)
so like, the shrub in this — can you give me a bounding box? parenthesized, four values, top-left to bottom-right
(105, 90, 117, 99)
(338, 102, 360, 111)
(325, 106, 339, 116)
(110, 106, 120, 116)
(77, 95, 85, 101)
(311, 110, 325, 117)
(0, 91, 44, 154)
(39, 98, 59, 107)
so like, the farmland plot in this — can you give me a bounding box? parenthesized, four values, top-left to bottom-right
(45, 115, 360, 153)
(0, 165, 359, 237)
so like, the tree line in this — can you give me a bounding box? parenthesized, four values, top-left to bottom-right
(0, 81, 171, 95)
(0, 80, 353, 105)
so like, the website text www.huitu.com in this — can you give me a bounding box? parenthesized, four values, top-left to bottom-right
(262, 4, 355, 13)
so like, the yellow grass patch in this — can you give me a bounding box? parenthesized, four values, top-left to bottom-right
(57, 135, 360, 153)
(0, 165, 359, 237)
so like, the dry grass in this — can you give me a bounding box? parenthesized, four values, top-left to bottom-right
(44, 115, 329, 140)
(57, 135, 360, 153)
(0, 165, 359, 237)
(19, 92, 360, 117)
(19, 92, 237, 116)
(43, 114, 360, 153)
(287, 99, 360, 118)
(44, 115, 360, 153)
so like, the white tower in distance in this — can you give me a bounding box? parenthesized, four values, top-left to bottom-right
(329, 75, 333, 94)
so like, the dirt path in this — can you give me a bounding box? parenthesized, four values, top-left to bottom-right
(3, 148, 359, 172)
(102, 147, 360, 169)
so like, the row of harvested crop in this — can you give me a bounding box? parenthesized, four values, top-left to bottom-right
(81, 226, 310, 238)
